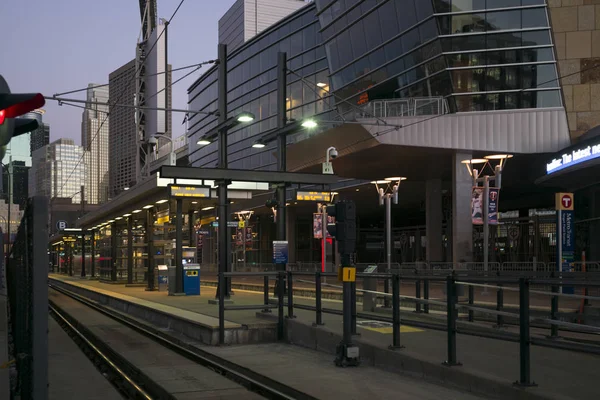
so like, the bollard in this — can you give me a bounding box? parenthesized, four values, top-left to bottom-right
(515, 278, 536, 387)
(424, 279, 430, 314)
(351, 281, 358, 335)
(443, 275, 461, 366)
(287, 271, 294, 319)
(389, 273, 403, 349)
(468, 285, 474, 322)
(550, 284, 559, 338)
(496, 284, 504, 327)
(262, 275, 271, 313)
(415, 279, 422, 313)
(277, 272, 285, 340)
(314, 271, 324, 326)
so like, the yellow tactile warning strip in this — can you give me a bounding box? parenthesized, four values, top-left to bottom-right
(356, 320, 423, 334)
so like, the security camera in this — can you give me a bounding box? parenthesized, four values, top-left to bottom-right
(326, 146, 338, 162)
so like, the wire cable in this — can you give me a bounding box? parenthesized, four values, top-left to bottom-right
(53, 0, 187, 198)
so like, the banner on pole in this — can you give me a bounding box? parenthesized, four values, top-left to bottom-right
(471, 186, 500, 225)
(488, 187, 499, 225)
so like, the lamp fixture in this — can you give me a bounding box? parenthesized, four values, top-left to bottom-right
(316, 82, 327, 88)
(132, 209, 142, 214)
(143, 205, 153, 209)
(252, 142, 266, 149)
(156, 199, 168, 204)
(197, 139, 211, 146)
(202, 206, 215, 211)
(301, 119, 317, 128)
(236, 112, 255, 122)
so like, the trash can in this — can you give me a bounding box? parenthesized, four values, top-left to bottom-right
(362, 265, 378, 312)
(156, 265, 168, 292)
(167, 265, 177, 295)
(183, 263, 200, 296)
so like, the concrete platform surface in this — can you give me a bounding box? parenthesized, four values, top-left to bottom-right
(205, 343, 485, 400)
(48, 316, 121, 400)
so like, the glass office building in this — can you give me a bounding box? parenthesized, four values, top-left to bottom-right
(188, 0, 559, 170)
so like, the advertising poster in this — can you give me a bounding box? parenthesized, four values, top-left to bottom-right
(273, 241, 289, 264)
(471, 187, 483, 225)
(245, 227, 253, 248)
(488, 188, 499, 225)
(313, 213, 323, 239)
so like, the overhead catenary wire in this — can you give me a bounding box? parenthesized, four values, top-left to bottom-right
(51, 0, 188, 198)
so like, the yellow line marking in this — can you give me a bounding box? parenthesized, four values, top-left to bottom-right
(359, 326, 423, 334)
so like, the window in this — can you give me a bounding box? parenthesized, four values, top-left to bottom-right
(486, 10, 521, 31)
(378, 1, 399, 42)
(363, 11, 382, 49)
(522, 8, 548, 29)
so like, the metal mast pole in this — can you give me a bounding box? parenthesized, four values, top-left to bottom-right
(275, 51, 288, 294)
(483, 176, 490, 277)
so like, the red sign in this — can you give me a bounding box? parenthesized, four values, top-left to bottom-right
(561, 195, 572, 209)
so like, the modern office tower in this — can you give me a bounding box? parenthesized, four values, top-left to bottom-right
(27, 109, 50, 154)
(2, 160, 29, 208)
(29, 138, 85, 204)
(82, 83, 110, 204)
(218, 0, 308, 51)
(108, 32, 172, 197)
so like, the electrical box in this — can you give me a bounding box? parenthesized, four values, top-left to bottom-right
(155, 265, 168, 291)
(182, 263, 200, 296)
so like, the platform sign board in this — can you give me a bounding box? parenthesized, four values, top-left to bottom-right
(169, 184, 211, 199)
(363, 265, 378, 274)
(488, 188, 499, 225)
(57, 220, 67, 231)
(273, 240, 289, 264)
(556, 193, 575, 294)
(296, 191, 331, 202)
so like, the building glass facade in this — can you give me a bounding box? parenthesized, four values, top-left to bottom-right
(314, 0, 558, 115)
(188, 3, 334, 170)
(189, 0, 560, 169)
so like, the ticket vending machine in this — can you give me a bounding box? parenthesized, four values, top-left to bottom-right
(182, 263, 200, 295)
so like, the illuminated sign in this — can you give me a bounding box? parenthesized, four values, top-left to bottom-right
(296, 191, 332, 202)
(546, 143, 600, 174)
(169, 185, 211, 198)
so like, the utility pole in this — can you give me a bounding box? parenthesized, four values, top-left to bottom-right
(7, 156, 12, 254)
(275, 51, 287, 295)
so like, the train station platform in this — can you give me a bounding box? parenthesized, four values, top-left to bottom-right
(48, 273, 599, 400)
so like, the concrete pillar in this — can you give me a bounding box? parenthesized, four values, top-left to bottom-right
(589, 189, 600, 260)
(452, 152, 473, 264)
(286, 207, 296, 264)
(426, 179, 443, 262)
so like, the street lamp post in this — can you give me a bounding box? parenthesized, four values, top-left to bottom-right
(148, 134, 176, 166)
(372, 177, 406, 307)
(236, 210, 253, 271)
(462, 155, 512, 275)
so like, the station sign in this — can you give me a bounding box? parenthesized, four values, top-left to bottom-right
(546, 142, 600, 174)
(296, 191, 331, 202)
(169, 184, 211, 199)
(555, 192, 574, 211)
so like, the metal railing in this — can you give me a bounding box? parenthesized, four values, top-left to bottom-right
(214, 268, 600, 389)
(4, 197, 49, 400)
(356, 97, 449, 119)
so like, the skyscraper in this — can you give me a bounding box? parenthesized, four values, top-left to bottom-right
(82, 83, 109, 204)
(29, 138, 85, 204)
(27, 109, 50, 154)
(108, 53, 172, 197)
(218, 0, 308, 51)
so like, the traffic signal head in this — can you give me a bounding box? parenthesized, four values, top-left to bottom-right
(325, 200, 356, 255)
(0, 75, 45, 151)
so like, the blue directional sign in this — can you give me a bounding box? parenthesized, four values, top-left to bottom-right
(273, 241, 289, 264)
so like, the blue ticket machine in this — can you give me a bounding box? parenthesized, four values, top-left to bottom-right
(182, 263, 200, 295)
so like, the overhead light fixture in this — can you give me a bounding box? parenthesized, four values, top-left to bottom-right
(252, 142, 266, 149)
(202, 206, 215, 211)
(484, 154, 513, 160)
(385, 177, 407, 181)
(115, 217, 123, 220)
(371, 180, 391, 185)
(316, 82, 327, 87)
(197, 139, 211, 146)
(236, 112, 255, 122)
(143, 204, 153, 209)
(124, 187, 130, 191)
(461, 159, 487, 164)
(356, 189, 360, 192)
(301, 119, 317, 128)
(132, 209, 142, 214)
(108, 220, 115, 223)
(191, 201, 198, 204)
(123, 213, 132, 217)
(156, 199, 168, 204)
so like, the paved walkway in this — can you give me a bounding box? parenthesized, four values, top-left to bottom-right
(50, 273, 600, 399)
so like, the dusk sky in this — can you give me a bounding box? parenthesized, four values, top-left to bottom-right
(0, 0, 234, 144)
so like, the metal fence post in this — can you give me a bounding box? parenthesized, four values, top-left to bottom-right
(277, 271, 285, 340)
(351, 281, 357, 335)
(287, 271, 294, 319)
(515, 277, 536, 387)
(262, 275, 271, 313)
(468, 284, 474, 322)
(415, 279, 422, 313)
(314, 271, 324, 326)
(550, 284, 559, 338)
(423, 279, 430, 314)
(496, 284, 504, 328)
(443, 274, 461, 366)
(389, 273, 404, 349)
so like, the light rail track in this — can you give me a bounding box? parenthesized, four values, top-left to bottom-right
(49, 283, 317, 400)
